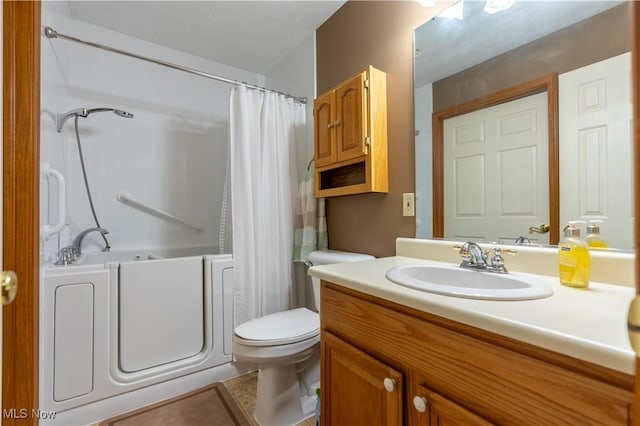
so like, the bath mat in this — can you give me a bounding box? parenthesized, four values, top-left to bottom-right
(98, 383, 252, 426)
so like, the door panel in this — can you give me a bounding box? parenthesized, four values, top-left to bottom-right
(314, 91, 336, 167)
(321, 332, 402, 426)
(559, 52, 633, 248)
(427, 389, 493, 426)
(444, 92, 549, 244)
(336, 73, 367, 162)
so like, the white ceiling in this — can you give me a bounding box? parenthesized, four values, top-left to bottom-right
(62, 1, 345, 75)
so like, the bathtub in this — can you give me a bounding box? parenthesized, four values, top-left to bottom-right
(40, 248, 241, 425)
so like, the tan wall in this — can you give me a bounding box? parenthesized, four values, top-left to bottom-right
(316, 1, 439, 257)
(433, 3, 629, 111)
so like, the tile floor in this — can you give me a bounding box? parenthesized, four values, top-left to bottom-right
(223, 372, 316, 426)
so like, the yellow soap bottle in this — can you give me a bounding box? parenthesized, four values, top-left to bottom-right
(584, 220, 609, 249)
(558, 221, 590, 289)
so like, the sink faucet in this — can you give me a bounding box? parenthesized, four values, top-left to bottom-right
(456, 242, 516, 274)
(54, 227, 109, 265)
(458, 242, 488, 270)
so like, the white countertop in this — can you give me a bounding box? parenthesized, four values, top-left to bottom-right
(309, 255, 636, 374)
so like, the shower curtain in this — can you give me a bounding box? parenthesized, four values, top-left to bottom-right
(230, 86, 303, 325)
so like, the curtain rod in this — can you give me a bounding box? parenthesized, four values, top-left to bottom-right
(44, 26, 307, 104)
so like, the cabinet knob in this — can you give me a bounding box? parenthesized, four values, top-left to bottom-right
(383, 378, 396, 392)
(413, 396, 428, 413)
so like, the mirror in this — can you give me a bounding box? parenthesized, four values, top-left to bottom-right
(414, 1, 633, 249)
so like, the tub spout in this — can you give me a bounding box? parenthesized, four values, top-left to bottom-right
(72, 227, 109, 256)
(55, 227, 109, 265)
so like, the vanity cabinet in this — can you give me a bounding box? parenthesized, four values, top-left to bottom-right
(322, 332, 402, 425)
(313, 65, 388, 197)
(320, 281, 633, 425)
(322, 330, 491, 426)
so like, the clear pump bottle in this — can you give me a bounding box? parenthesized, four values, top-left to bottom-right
(584, 220, 609, 249)
(558, 221, 590, 288)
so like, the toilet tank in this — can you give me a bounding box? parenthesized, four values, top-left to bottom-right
(308, 250, 374, 311)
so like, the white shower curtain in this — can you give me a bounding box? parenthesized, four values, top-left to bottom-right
(230, 86, 303, 326)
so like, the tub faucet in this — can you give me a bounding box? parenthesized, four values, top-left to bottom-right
(72, 227, 109, 256)
(54, 227, 109, 265)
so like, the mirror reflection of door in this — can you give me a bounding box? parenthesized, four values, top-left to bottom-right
(559, 52, 633, 249)
(416, 2, 630, 248)
(444, 92, 549, 244)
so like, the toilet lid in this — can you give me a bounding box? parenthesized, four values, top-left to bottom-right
(234, 308, 319, 346)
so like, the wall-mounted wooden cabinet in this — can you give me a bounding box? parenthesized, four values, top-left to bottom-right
(313, 66, 388, 197)
(320, 282, 633, 425)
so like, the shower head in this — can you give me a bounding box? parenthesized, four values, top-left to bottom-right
(56, 107, 134, 132)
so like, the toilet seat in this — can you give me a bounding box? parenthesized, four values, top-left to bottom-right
(234, 307, 319, 347)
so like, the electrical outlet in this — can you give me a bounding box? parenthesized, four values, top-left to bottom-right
(403, 193, 415, 217)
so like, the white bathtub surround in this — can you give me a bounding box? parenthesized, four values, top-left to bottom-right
(40, 8, 265, 253)
(230, 86, 304, 325)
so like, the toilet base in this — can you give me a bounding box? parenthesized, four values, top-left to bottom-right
(254, 363, 315, 426)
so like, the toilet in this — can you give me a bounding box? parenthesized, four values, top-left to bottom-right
(232, 250, 374, 426)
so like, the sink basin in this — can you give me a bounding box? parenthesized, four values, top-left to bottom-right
(385, 264, 553, 300)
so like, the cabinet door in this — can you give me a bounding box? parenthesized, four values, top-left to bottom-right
(411, 384, 493, 426)
(335, 72, 368, 162)
(314, 91, 337, 168)
(322, 332, 402, 426)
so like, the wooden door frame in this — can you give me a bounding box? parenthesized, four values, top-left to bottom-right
(632, 1, 640, 421)
(432, 74, 559, 245)
(3, 2, 41, 425)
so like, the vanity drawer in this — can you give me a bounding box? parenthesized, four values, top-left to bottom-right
(321, 282, 632, 425)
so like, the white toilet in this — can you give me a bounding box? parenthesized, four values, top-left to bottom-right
(232, 250, 374, 426)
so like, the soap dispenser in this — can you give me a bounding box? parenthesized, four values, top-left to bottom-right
(585, 220, 609, 249)
(558, 221, 590, 289)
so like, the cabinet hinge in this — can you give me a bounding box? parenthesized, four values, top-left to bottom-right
(364, 78, 370, 89)
(365, 136, 371, 147)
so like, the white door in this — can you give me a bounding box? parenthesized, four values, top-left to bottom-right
(559, 52, 633, 249)
(443, 92, 549, 244)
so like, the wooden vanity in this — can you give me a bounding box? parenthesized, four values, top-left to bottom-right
(320, 281, 633, 425)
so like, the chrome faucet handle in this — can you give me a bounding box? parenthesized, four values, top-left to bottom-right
(54, 246, 76, 266)
(487, 247, 517, 273)
(490, 248, 505, 270)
